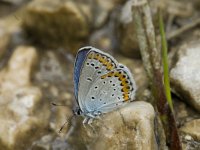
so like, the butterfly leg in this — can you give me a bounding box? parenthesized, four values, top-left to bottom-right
(83, 117, 90, 128)
(87, 118, 94, 124)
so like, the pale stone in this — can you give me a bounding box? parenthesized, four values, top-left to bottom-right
(22, 0, 91, 53)
(170, 41, 200, 112)
(180, 119, 200, 141)
(0, 46, 50, 149)
(69, 101, 158, 150)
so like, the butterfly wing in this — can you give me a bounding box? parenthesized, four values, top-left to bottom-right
(76, 47, 118, 113)
(84, 64, 136, 114)
(74, 47, 91, 100)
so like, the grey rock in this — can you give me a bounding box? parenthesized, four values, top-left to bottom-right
(170, 41, 200, 112)
(0, 46, 50, 150)
(22, 0, 92, 53)
(69, 101, 158, 150)
(117, 0, 140, 58)
(180, 119, 200, 141)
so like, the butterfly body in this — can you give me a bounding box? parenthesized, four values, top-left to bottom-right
(73, 46, 136, 121)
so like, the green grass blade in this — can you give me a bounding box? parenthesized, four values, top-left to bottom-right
(159, 11, 174, 111)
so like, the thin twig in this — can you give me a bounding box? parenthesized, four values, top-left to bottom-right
(167, 17, 200, 40)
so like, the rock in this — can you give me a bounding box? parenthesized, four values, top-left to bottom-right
(117, 0, 195, 58)
(0, 46, 50, 149)
(31, 134, 53, 150)
(117, 0, 140, 58)
(170, 41, 200, 112)
(0, 9, 23, 61)
(22, 0, 92, 53)
(68, 101, 158, 150)
(180, 119, 200, 141)
(0, 24, 10, 59)
(92, 0, 124, 28)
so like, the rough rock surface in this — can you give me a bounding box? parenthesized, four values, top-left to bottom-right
(68, 101, 158, 150)
(0, 46, 50, 150)
(180, 119, 200, 141)
(170, 41, 200, 112)
(22, 0, 92, 53)
(117, 0, 140, 58)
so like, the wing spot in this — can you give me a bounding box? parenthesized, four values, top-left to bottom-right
(112, 94, 114, 97)
(103, 81, 106, 84)
(91, 63, 95, 66)
(104, 102, 106, 104)
(114, 89, 116, 91)
(91, 97, 95, 99)
(95, 66, 99, 69)
(87, 77, 92, 81)
(95, 86, 98, 89)
(118, 97, 120, 100)
(97, 71, 101, 74)
(100, 99, 102, 101)
(112, 84, 115, 86)
(86, 62, 89, 65)
(110, 80, 112, 83)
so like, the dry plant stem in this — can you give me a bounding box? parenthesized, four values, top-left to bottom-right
(131, 0, 181, 149)
(167, 17, 200, 40)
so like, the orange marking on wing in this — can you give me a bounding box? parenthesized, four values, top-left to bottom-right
(97, 55, 102, 61)
(103, 60, 109, 66)
(88, 53, 94, 59)
(123, 94, 129, 101)
(119, 75, 126, 81)
(122, 86, 130, 93)
(107, 63, 115, 70)
(107, 71, 114, 77)
(106, 62, 112, 70)
(114, 72, 121, 77)
(101, 74, 107, 79)
(121, 79, 128, 86)
(99, 56, 105, 63)
(94, 53, 100, 60)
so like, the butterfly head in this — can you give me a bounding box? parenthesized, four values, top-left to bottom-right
(73, 107, 82, 116)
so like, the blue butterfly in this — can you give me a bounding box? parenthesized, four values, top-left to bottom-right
(73, 46, 136, 123)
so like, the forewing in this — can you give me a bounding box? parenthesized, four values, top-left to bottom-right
(74, 47, 91, 100)
(77, 47, 118, 112)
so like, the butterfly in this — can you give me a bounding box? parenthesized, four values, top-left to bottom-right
(73, 46, 136, 124)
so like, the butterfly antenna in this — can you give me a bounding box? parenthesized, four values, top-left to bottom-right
(59, 120, 69, 133)
(58, 115, 76, 133)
